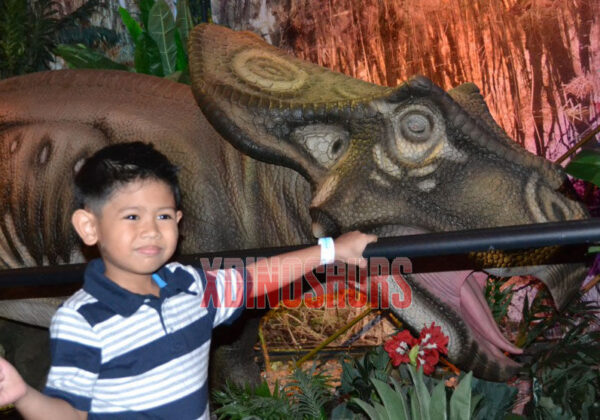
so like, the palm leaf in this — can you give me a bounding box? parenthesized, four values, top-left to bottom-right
(449, 372, 475, 420)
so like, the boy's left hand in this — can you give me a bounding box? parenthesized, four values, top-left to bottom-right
(333, 231, 377, 268)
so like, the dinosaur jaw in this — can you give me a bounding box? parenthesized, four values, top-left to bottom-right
(317, 223, 526, 379)
(408, 270, 523, 371)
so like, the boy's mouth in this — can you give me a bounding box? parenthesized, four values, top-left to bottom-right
(136, 245, 162, 256)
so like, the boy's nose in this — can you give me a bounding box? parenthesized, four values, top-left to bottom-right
(140, 219, 161, 238)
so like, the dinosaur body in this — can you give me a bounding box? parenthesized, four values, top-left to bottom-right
(0, 24, 590, 382)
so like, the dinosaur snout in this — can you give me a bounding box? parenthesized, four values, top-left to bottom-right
(525, 174, 587, 223)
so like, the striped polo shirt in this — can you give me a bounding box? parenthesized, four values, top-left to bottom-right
(43, 258, 246, 419)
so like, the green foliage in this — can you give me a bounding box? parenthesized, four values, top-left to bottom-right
(0, 0, 57, 78)
(212, 380, 294, 420)
(338, 345, 391, 401)
(212, 346, 521, 419)
(56, 0, 195, 84)
(147, 0, 177, 75)
(526, 312, 600, 418)
(470, 377, 518, 420)
(565, 150, 600, 187)
(0, 0, 112, 79)
(212, 365, 335, 420)
(516, 286, 598, 348)
(285, 366, 334, 420)
(484, 275, 514, 323)
(338, 348, 518, 420)
(512, 285, 600, 418)
(189, 0, 211, 23)
(54, 44, 128, 70)
(350, 366, 483, 420)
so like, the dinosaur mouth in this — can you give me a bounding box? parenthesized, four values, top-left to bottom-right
(372, 225, 522, 370)
(314, 221, 524, 374)
(406, 269, 523, 366)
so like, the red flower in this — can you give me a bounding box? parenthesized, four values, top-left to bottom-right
(384, 330, 417, 366)
(384, 323, 449, 375)
(419, 323, 449, 355)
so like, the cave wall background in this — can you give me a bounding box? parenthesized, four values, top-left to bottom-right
(57, 0, 599, 163)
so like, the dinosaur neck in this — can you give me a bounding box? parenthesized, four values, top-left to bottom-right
(0, 70, 315, 267)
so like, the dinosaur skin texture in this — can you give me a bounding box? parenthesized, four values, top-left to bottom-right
(0, 23, 590, 383)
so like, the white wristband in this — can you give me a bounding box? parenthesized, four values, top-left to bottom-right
(318, 237, 335, 265)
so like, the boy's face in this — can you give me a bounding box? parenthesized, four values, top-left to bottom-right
(72, 179, 182, 287)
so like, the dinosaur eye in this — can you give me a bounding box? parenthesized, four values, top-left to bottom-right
(400, 112, 432, 143)
(292, 124, 350, 168)
(389, 103, 445, 167)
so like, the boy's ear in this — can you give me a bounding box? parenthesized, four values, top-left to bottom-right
(71, 209, 99, 246)
(176, 210, 182, 224)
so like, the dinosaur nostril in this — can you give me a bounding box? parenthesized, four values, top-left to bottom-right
(549, 201, 567, 221)
(526, 174, 579, 222)
(309, 208, 341, 238)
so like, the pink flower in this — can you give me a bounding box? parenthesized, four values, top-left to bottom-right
(384, 323, 449, 375)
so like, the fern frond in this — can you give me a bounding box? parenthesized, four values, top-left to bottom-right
(212, 381, 294, 420)
(286, 365, 334, 419)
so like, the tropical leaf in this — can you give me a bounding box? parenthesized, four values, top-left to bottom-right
(119, 7, 143, 42)
(372, 378, 409, 420)
(484, 275, 514, 323)
(174, 30, 188, 72)
(134, 33, 163, 76)
(351, 397, 381, 420)
(470, 377, 517, 420)
(429, 381, 447, 420)
(406, 365, 431, 419)
(176, 0, 194, 52)
(147, 0, 177, 76)
(449, 372, 475, 420)
(138, 0, 155, 29)
(565, 150, 600, 187)
(54, 43, 128, 70)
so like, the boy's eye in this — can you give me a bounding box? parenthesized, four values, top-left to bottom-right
(158, 214, 173, 220)
(124, 215, 139, 220)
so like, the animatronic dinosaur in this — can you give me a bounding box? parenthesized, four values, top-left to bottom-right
(0, 24, 589, 383)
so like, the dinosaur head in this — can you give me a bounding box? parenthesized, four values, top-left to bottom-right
(188, 24, 589, 380)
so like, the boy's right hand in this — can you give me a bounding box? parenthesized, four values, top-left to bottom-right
(0, 356, 27, 407)
(333, 231, 378, 268)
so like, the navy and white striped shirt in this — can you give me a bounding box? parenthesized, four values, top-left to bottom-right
(43, 258, 246, 419)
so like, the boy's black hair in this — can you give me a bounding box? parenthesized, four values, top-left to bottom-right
(74, 142, 181, 212)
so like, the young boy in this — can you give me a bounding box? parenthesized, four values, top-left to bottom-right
(0, 142, 376, 419)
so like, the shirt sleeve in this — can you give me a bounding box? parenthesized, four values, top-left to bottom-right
(43, 306, 102, 412)
(202, 266, 247, 327)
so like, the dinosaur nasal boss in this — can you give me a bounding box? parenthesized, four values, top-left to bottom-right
(525, 173, 583, 222)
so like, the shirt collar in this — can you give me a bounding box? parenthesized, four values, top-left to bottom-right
(83, 259, 194, 317)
